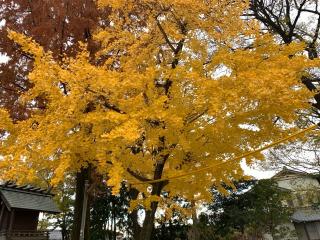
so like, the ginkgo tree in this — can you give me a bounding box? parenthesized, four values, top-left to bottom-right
(0, 0, 318, 239)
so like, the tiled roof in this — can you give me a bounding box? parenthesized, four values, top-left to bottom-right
(292, 208, 320, 223)
(0, 183, 60, 213)
(272, 167, 309, 179)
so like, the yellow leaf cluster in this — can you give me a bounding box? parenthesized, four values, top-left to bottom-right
(0, 0, 318, 208)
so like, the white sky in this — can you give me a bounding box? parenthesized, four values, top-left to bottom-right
(0, 54, 9, 63)
(241, 160, 276, 179)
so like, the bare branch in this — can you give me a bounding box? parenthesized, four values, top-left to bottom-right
(156, 20, 176, 53)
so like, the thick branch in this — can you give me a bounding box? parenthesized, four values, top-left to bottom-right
(127, 168, 151, 182)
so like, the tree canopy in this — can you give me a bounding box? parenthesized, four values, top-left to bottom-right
(0, 0, 108, 121)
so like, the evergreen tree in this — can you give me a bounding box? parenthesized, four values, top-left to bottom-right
(208, 180, 293, 239)
(90, 184, 131, 240)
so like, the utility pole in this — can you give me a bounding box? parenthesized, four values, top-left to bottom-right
(80, 180, 89, 240)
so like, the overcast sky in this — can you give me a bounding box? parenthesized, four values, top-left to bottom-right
(241, 160, 276, 179)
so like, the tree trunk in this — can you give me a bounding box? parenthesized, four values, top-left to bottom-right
(137, 180, 167, 240)
(131, 148, 169, 240)
(71, 167, 90, 240)
(139, 201, 159, 240)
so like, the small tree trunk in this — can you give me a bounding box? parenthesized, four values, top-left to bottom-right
(71, 167, 90, 240)
(61, 215, 66, 240)
(84, 192, 91, 240)
(112, 201, 117, 240)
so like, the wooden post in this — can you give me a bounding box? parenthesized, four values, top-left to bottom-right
(80, 180, 89, 240)
(0, 203, 5, 228)
(8, 209, 15, 240)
